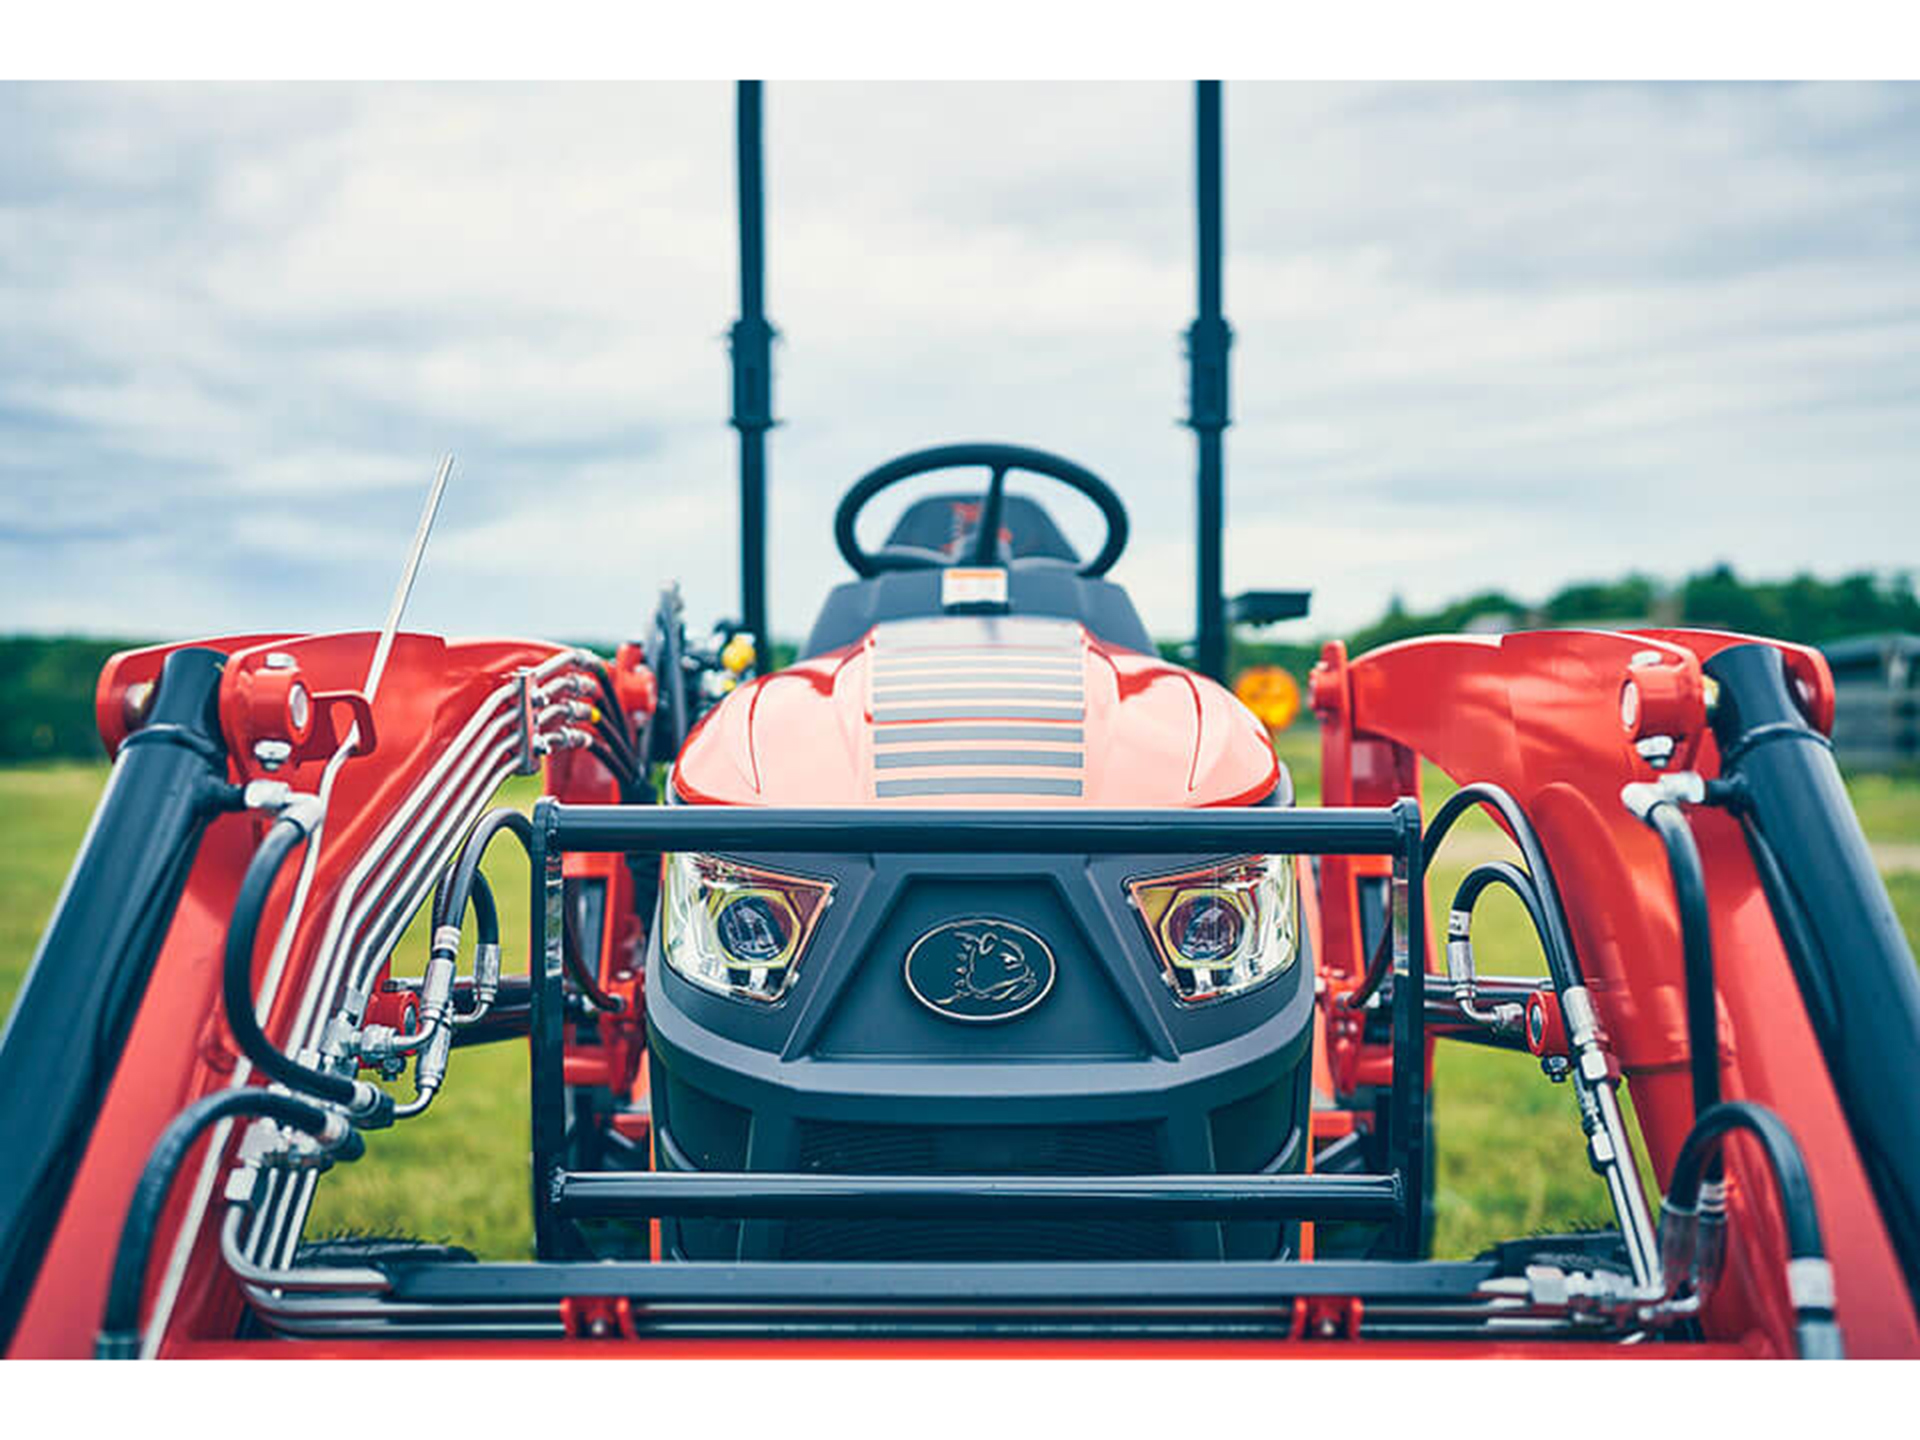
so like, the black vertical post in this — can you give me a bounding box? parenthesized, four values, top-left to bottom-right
(529, 798, 576, 1259)
(731, 80, 775, 660)
(1187, 80, 1232, 685)
(1387, 798, 1429, 1258)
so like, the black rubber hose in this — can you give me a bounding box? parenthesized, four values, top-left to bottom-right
(588, 741, 644, 804)
(432, 854, 499, 941)
(1338, 915, 1395, 1010)
(1423, 783, 1584, 995)
(1343, 858, 1548, 1012)
(580, 657, 638, 748)
(442, 808, 532, 931)
(465, 867, 498, 947)
(1450, 859, 1553, 945)
(1666, 1100, 1839, 1359)
(443, 807, 625, 1013)
(1642, 801, 1721, 1119)
(577, 688, 639, 772)
(222, 819, 360, 1109)
(560, 880, 626, 1013)
(96, 1087, 355, 1358)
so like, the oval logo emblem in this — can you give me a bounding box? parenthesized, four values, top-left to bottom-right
(903, 917, 1055, 1023)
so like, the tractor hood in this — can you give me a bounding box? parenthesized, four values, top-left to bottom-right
(672, 616, 1279, 807)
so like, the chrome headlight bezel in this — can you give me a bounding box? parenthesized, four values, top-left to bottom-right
(1125, 854, 1298, 1004)
(660, 852, 835, 1004)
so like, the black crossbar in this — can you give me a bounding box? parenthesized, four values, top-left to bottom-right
(546, 803, 1413, 856)
(552, 1170, 1403, 1224)
(388, 1258, 1495, 1307)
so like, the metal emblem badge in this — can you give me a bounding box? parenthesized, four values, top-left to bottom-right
(903, 917, 1055, 1023)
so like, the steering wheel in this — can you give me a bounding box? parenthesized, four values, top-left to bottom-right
(833, 443, 1129, 579)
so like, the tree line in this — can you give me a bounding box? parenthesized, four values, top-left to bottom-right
(3, 566, 1916, 762)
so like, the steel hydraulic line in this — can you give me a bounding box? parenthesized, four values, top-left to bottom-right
(342, 753, 516, 1022)
(96, 1088, 362, 1357)
(323, 743, 526, 1118)
(294, 648, 581, 1047)
(321, 717, 522, 1018)
(315, 732, 517, 1056)
(293, 698, 521, 1042)
(221, 1208, 387, 1296)
(253, 704, 590, 1275)
(337, 699, 592, 1014)
(1420, 781, 1661, 1291)
(238, 706, 531, 1290)
(336, 731, 541, 1031)
(254, 730, 534, 1259)
(140, 503, 580, 1355)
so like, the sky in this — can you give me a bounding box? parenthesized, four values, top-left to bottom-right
(1, 80, 1916, 647)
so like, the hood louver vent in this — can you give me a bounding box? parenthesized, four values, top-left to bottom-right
(867, 619, 1086, 799)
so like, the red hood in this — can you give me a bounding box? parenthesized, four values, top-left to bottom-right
(673, 616, 1278, 807)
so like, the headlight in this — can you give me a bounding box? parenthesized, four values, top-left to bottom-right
(1126, 855, 1297, 1003)
(660, 853, 835, 1003)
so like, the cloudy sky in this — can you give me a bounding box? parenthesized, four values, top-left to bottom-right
(2, 81, 1916, 647)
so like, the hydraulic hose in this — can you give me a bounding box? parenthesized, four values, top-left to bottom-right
(1665, 1101, 1840, 1359)
(579, 655, 639, 749)
(442, 807, 533, 935)
(433, 852, 498, 935)
(96, 1087, 360, 1358)
(1450, 859, 1552, 946)
(1625, 786, 1720, 1120)
(444, 807, 625, 1013)
(1423, 783, 1582, 995)
(1337, 915, 1395, 1010)
(589, 741, 644, 803)
(1443, 860, 1551, 1032)
(560, 882, 626, 1013)
(1424, 781, 1661, 1288)
(224, 815, 387, 1120)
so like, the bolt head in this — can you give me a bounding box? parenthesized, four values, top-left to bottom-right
(1635, 734, 1676, 769)
(253, 738, 293, 771)
(263, 651, 298, 670)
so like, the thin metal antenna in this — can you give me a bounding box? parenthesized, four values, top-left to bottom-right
(364, 451, 454, 705)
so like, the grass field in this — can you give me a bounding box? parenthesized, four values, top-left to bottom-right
(4, 733, 1917, 1263)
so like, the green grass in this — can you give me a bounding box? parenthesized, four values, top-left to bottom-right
(0, 764, 111, 1020)
(4, 741, 1918, 1264)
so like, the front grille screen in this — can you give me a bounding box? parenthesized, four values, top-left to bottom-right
(785, 1119, 1172, 1261)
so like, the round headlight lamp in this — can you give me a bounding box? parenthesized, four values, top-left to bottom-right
(1162, 890, 1248, 966)
(715, 890, 799, 967)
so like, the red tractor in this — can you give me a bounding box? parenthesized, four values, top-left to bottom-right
(2, 84, 1916, 1360)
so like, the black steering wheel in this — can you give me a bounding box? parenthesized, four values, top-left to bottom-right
(833, 443, 1129, 580)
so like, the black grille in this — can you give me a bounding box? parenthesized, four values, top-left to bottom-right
(784, 1119, 1174, 1261)
(797, 1118, 1160, 1174)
